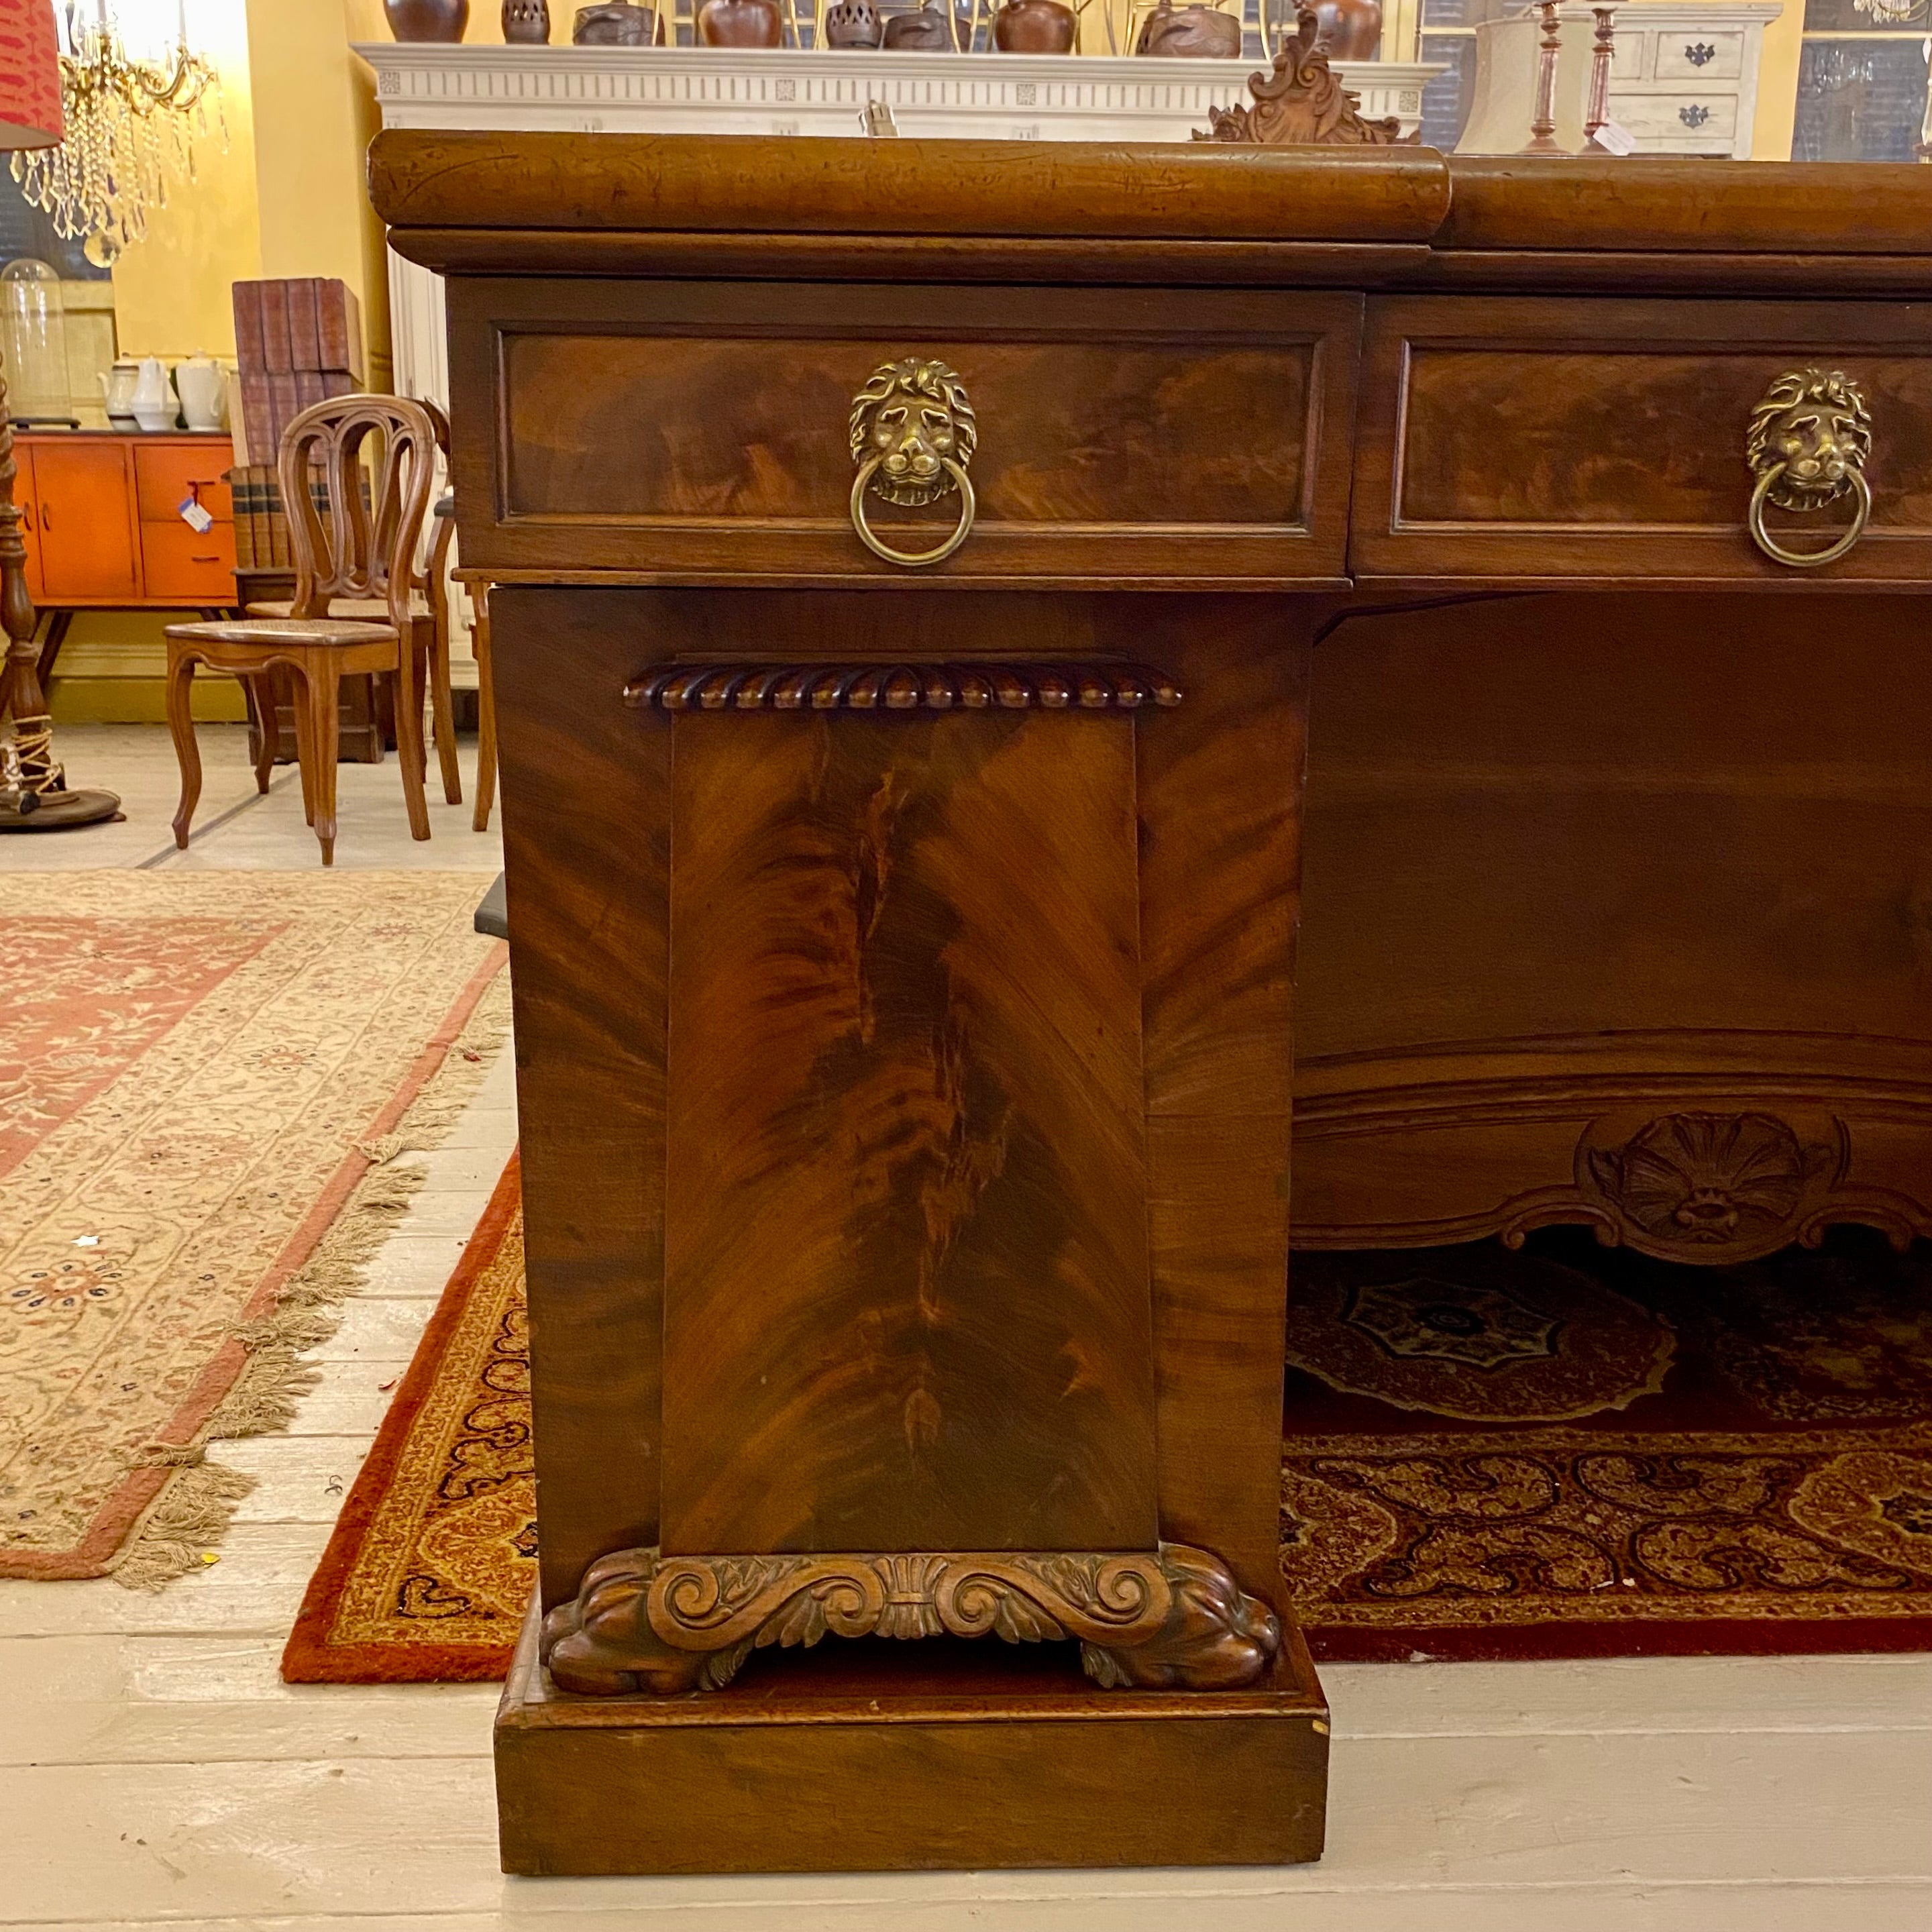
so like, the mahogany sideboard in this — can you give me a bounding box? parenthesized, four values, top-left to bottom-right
(370, 128, 1932, 1875)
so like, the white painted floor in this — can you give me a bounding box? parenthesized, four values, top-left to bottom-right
(5, 726, 1931, 1931)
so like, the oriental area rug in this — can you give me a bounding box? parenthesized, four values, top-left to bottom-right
(286, 1179, 1932, 1682)
(0, 871, 507, 1590)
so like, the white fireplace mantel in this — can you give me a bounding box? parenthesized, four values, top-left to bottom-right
(360, 41, 1436, 410)
(357, 42, 1433, 145)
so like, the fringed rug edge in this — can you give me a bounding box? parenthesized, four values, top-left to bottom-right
(279, 1149, 523, 1683)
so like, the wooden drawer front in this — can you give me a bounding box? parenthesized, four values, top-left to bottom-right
(1609, 91, 1738, 150)
(1356, 298, 1932, 583)
(139, 518, 237, 602)
(133, 442, 233, 523)
(457, 282, 1361, 583)
(1654, 29, 1745, 80)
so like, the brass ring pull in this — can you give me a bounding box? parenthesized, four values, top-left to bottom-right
(848, 358, 978, 571)
(1746, 368, 1872, 571)
(1748, 463, 1871, 570)
(849, 455, 975, 569)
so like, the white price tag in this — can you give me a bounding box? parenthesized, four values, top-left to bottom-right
(1591, 120, 1639, 156)
(178, 494, 215, 534)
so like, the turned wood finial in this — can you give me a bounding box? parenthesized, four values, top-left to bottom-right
(1193, 4, 1413, 146)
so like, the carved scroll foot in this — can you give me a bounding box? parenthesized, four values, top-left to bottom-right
(541, 1543, 1281, 1697)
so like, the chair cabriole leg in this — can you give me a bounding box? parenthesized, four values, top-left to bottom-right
(165, 644, 201, 849)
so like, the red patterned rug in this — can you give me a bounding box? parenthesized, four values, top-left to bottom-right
(284, 1168, 1932, 1680)
(282, 1155, 529, 1682)
(1282, 1233, 1932, 1660)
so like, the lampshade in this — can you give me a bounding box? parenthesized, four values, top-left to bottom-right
(0, 0, 62, 151)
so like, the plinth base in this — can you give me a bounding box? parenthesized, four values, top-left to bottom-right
(494, 1595, 1328, 1875)
(0, 786, 123, 830)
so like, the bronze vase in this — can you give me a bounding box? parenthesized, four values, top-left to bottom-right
(991, 0, 1075, 50)
(824, 0, 885, 42)
(882, 1, 955, 44)
(503, 0, 551, 38)
(572, 0, 653, 38)
(385, 0, 469, 38)
(1309, 0, 1381, 59)
(1135, 0, 1240, 55)
(696, 0, 784, 42)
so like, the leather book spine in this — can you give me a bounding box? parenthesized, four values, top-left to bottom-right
(258, 280, 292, 372)
(288, 276, 323, 373)
(316, 278, 364, 382)
(231, 281, 264, 376)
(269, 370, 301, 446)
(225, 470, 252, 569)
(240, 372, 276, 463)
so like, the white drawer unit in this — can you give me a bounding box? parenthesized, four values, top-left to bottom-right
(1609, 5, 1774, 155)
(1454, 1, 1780, 160)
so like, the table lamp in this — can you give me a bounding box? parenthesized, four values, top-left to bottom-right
(0, 0, 119, 830)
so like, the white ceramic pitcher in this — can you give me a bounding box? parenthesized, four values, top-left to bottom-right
(130, 356, 176, 432)
(174, 355, 226, 431)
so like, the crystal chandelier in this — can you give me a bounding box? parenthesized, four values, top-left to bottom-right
(10, 1, 225, 267)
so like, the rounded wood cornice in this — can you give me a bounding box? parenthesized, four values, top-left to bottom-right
(369, 131, 1932, 291)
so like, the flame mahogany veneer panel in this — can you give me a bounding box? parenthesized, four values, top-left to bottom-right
(506, 334, 1309, 527)
(659, 706, 1157, 1556)
(453, 280, 1362, 583)
(1355, 295, 1932, 582)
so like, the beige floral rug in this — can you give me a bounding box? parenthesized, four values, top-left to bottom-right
(0, 871, 507, 1588)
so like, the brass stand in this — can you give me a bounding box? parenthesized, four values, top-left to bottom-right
(0, 370, 120, 832)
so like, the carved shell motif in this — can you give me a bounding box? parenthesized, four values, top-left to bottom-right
(1585, 1112, 1836, 1258)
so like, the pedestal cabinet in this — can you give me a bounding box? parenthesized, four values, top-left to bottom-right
(370, 127, 1932, 1874)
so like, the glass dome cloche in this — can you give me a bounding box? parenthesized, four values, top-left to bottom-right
(0, 258, 73, 427)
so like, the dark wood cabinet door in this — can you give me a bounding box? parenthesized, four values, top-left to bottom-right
(1353, 297, 1932, 585)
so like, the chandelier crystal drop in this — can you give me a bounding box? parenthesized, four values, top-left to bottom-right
(10, 2, 226, 267)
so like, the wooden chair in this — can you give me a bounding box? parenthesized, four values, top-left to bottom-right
(452, 563, 498, 833)
(164, 396, 439, 866)
(244, 399, 463, 811)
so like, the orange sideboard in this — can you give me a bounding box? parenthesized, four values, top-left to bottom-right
(18, 431, 236, 612)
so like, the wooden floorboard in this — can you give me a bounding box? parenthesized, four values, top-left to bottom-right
(8, 729, 1931, 1932)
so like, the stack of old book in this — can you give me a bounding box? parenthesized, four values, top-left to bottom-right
(228, 277, 365, 572)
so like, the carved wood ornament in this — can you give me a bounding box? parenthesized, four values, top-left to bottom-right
(1519, 1110, 1932, 1265)
(541, 1543, 1282, 1695)
(623, 661, 1183, 713)
(1194, 6, 1413, 147)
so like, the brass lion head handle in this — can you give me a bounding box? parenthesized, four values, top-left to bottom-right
(848, 358, 977, 568)
(1746, 368, 1872, 570)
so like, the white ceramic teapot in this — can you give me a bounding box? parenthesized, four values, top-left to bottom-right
(129, 356, 177, 433)
(174, 355, 226, 432)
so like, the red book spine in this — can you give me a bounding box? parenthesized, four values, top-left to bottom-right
(240, 370, 276, 461)
(288, 276, 323, 372)
(259, 280, 292, 373)
(269, 369, 301, 445)
(316, 279, 365, 381)
(231, 280, 264, 372)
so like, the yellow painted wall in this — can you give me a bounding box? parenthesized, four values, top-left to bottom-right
(1750, 0, 1803, 161)
(107, 0, 264, 358)
(111, 0, 394, 382)
(244, 0, 394, 387)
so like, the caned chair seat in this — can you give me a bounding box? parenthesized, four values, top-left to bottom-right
(168, 617, 397, 649)
(245, 595, 431, 622)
